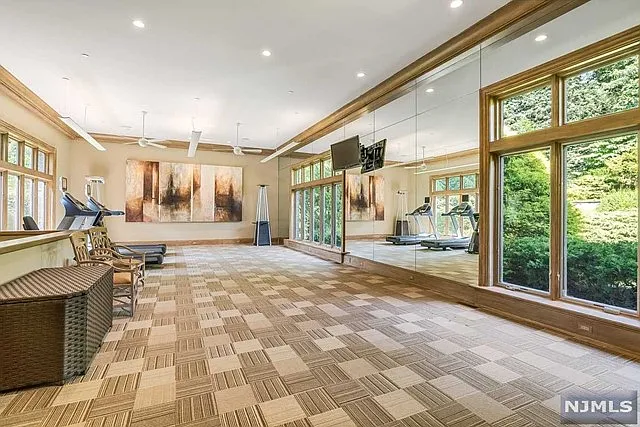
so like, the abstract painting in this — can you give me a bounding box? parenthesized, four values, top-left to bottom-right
(125, 159, 243, 223)
(346, 174, 385, 221)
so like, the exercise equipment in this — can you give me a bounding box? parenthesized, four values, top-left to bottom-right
(254, 185, 272, 246)
(467, 212, 480, 254)
(421, 195, 476, 250)
(83, 179, 166, 263)
(390, 191, 410, 237)
(386, 197, 437, 245)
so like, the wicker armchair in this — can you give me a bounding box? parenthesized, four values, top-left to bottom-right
(69, 231, 140, 316)
(88, 226, 145, 286)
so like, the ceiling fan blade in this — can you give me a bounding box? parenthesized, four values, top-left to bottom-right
(404, 165, 423, 169)
(209, 147, 234, 152)
(187, 131, 202, 158)
(241, 148, 263, 154)
(124, 142, 139, 145)
(147, 139, 167, 143)
(147, 142, 167, 149)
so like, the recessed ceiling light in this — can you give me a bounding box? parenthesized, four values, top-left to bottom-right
(535, 34, 548, 42)
(62, 76, 70, 81)
(262, 50, 272, 57)
(425, 88, 435, 93)
(356, 72, 366, 78)
(81, 53, 90, 58)
(450, 0, 463, 8)
(132, 19, 145, 28)
(288, 90, 294, 95)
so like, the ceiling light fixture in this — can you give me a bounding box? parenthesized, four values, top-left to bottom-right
(356, 72, 366, 78)
(132, 19, 145, 28)
(261, 141, 298, 163)
(450, 0, 463, 8)
(425, 88, 435, 93)
(288, 90, 294, 95)
(81, 53, 90, 58)
(262, 50, 272, 57)
(535, 34, 548, 42)
(60, 116, 106, 151)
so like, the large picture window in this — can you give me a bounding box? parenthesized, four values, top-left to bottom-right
(564, 134, 638, 311)
(483, 28, 640, 318)
(500, 149, 551, 293)
(0, 132, 54, 230)
(291, 155, 344, 250)
(431, 172, 478, 237)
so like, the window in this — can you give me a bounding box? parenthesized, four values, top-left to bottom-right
(312, 187, 321, 242)
(448, 176, 460, 191)
(0, 132, 54, 230)
(564, 135, 637, 311)
(501, 86, 551, 136)
(37, 181, 47, 229)
(23, 146, 33, 169)
(37, 151, 47, 173)
(313, 162, 321, 180)
(291, 156, 343, 249)
(335, 183, 343, 248)
(565, 55, 639, 123)
(6, 174, 19, 230)
(323, 185, 333, 245)
(303, 189, 311, 240)
(323, 159, 333, 178)
(500, 149, 551, 293)
(431, 172, 479, 237)
(23, 177, 34, 220)
(7, 138, 19, 164)
(462, 174, 476, 189)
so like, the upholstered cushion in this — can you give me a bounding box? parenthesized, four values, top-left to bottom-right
(113, 272, 132, 285)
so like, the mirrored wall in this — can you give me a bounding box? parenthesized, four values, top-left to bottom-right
(291, 0, 640, 291)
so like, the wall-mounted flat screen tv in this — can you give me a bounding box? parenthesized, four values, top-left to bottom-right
(331, 135, 361, 171)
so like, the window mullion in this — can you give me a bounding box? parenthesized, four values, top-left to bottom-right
(550, 142, 563, 301)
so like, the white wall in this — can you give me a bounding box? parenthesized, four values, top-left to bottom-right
(66, 140, 290, 243)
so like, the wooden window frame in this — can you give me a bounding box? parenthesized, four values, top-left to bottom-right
(291, 151, 346, 252)
(480, 25, 640, 318)
(0, 123, 56, 231)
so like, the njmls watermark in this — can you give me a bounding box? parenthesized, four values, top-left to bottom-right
(561, 390, 638, 424)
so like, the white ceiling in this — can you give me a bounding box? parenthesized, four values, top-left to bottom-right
(0, 0, 510, 151)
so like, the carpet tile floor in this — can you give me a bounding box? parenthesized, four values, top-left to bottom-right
(1, 245, 639, 427)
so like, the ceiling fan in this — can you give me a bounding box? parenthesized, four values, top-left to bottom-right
(208, 122, 263, 156)
(125, 111, 167, 149)
(187, 117, 202, 158)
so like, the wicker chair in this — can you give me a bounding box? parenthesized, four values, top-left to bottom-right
(69, 231, 140, 316)
(88, 226, 145, 286)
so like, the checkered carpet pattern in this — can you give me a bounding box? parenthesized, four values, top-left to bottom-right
(1, 245, 639, 427)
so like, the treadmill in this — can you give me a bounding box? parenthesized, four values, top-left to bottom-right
(85, 190, 167, 256)
(420, 195, 476, 250)
(386, 197, 438, 245)
(82, 187, 165, 265)
(57, 192, 105, 230)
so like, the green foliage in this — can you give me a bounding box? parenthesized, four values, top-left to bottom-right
(565, 237, 637, 311)
(502, 237, 549, 292)
(604, 148, 638, 190)
(582, 210, 637, 243)
(598, 189, 638, 212)
(502, 86, 551, 135)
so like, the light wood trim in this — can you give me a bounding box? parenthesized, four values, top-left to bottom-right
(291, 175, 342, 191)
(341, 171, 346, 253)
(489, 108, 640, 154)
(274, 0, 588, 156)
(285, 239, 345, 264)
(0, 159, 54, 181)
(479, 91, 491, 287)
(0, 66, 75, 138)
(119, 237, 284, 246)
(0, 231, 71, 255)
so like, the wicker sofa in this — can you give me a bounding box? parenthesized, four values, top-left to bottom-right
(0, 266, 113, 391)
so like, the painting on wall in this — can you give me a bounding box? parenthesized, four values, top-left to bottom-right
(346, 174, 385, 221)
(125, 159, 243, 223)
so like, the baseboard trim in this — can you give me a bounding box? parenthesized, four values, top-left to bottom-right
(120, 237, 285, 246)
(284, 239, 345, 263)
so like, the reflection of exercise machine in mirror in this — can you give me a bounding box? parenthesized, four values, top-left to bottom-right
(421, 194, 476, 250)
(386, 193, 438, 245)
